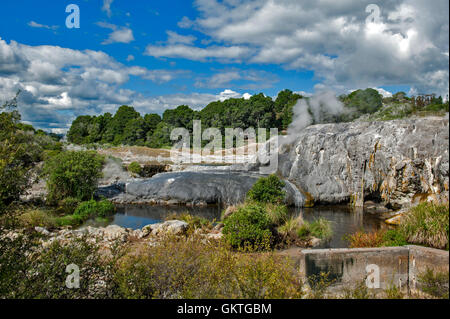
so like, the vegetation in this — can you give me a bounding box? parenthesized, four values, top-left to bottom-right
(55, 199, 116, 227)
(42, 151, 105, 204)
(127, 161, 142, 176)
(297, 218, 333, 241)
(222, 204, 273, 250)
(0, 232, 304, 299)
(417, 268, 449, 299)
(0, 91, 61, 213)
(400, 202, 449, 250)
(345, 203, 449, 250)
(247, 174, 286, 204)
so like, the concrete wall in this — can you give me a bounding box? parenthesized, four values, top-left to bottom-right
(407, 245, 449, 295)
(294, 245, 448, 294)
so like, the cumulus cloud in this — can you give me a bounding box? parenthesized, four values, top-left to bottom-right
(153, 0, 448, 97)
(0, 37, 189, 132)
(97, 22, 134, 44)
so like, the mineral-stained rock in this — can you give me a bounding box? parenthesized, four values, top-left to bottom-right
(279, 117, 449, 208)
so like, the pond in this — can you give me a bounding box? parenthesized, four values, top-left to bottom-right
(84, 204, 385, 248)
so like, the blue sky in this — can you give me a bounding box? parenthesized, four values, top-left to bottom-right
(0, 0, 448, 133)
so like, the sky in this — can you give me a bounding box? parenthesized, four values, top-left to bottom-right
(0, 0, 448, 133)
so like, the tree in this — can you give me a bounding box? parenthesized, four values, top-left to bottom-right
(0, 91, 43, 211)
(42, 151, 105, 204)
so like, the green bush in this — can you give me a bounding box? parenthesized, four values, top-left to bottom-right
(54, 199, 116, 227)
(74, 200, 116, 219)
(43, 151, 105, 204)
(222, 204, 273, 250)
(127, 162, 142, 176)
(247, 175, 286, 204)
(382, 229, 408, 247)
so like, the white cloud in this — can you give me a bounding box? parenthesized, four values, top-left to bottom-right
(145, 44, 250, 63)
(97, 22, 134, 45)
(28, 21, 58, 31)
(0, 37, 189, 131)
(194, 68, 278, 89)
(126, 55, 134, 62)
(102, 0, 114, 18)
(167, 31, 197, 45)
(373, 87, 393, 98)
(154, 0, 449, 97)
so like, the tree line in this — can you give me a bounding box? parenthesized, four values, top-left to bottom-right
(67, 88, 447, 148)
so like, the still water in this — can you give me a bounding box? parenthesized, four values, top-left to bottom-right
(86, 204, 384, 248)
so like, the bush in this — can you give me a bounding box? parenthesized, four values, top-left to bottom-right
(344, 229, 385, 248)
(0, 233, 115, 298)
(222, 204, 273, 250)
(165, 212, 212, 232)
(247, 175, 286, 204)
(382, 229, 408, 247)
(111, 236, 304, 299)
(74, 200, 116, 219)
(18, 209, 56, 229)
(127, 162, 142, 176)
(54, 199, 116, 227)
(43, 151, 105, 204)
(400, 203, 449, 250)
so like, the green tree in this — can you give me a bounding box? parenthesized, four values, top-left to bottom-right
(0, 91, 43, 212)
(43, 151, 105, 204)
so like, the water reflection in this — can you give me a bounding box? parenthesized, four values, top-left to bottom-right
(92, 204, 383, 248)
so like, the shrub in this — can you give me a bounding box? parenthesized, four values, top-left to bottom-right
(0, 233, 116, 298)
(400, 202, 449, 250)
(247, 175, 286, 204)
(111, 235, 304, 299)
(18, 209, 56, 229)
(222, 204, 273, 250)
(74, 199, 116, 219)
(127, 162, 142, 176)
(344, 229, 385, 248)
(54, 199, 116, 227)
(43, 151, 105, 204)
(382, 229, 408, 247)
(417, 268, 449, 299)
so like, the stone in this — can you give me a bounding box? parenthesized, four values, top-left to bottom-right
(385, 213, 405, 226)
(34, 227, 51, 236)
(150, 220, 188, 236)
